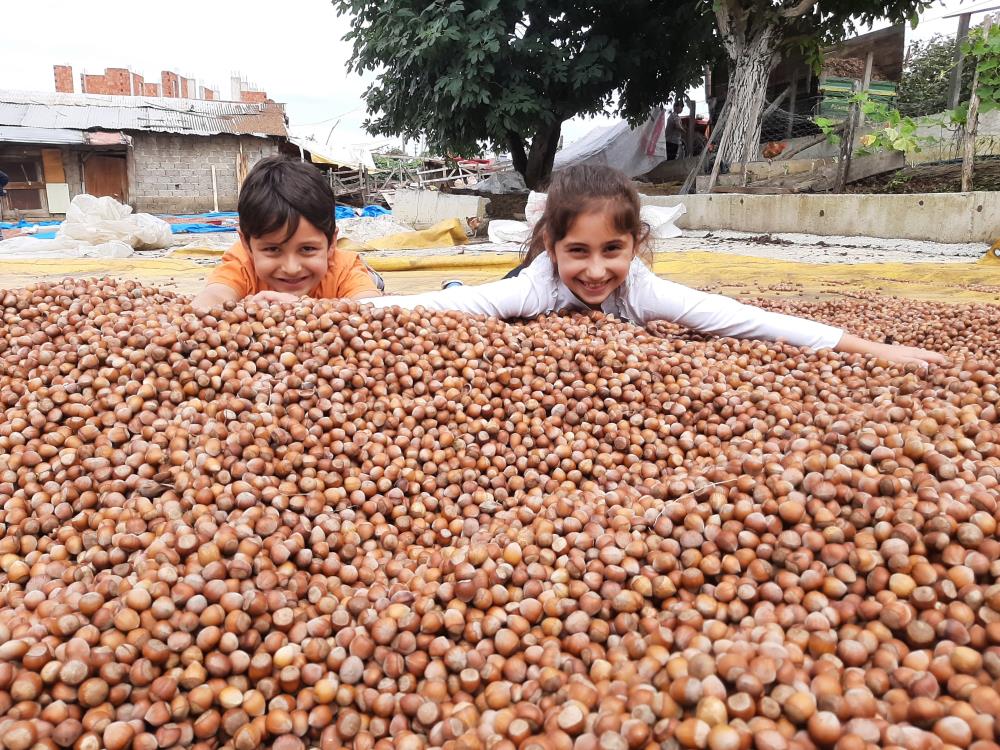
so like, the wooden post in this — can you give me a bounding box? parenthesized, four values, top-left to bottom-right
(962, 18, 991, 192)
(786, 69, 799, 139)
(949, 13, 973, 110)
(835, 53, 872, 191)
(686, 98, 697, 159)
(856, 52, 875, 126)
(680, 100, 730, 195)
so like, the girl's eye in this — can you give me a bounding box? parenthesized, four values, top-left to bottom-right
(568, 247, 588, 255)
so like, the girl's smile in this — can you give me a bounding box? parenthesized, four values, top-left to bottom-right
(548, 208, 636, 308)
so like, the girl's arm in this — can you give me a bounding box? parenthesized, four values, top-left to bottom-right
(630, 269, 947, 366)
(365, 273, 548, 319)
(834, 333, 949, 367)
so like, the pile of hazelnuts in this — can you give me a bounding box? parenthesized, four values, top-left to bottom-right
(0, 279, 998, 750)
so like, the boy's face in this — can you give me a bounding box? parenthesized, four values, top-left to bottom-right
(241, 218, 336, 296)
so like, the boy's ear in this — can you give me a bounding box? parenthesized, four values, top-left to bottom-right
(237, 230, 252, 252)
(328, 229, 339, 258)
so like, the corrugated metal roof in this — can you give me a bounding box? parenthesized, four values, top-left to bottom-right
(0, 125, 87, 144)
(0, 91, 288, 139)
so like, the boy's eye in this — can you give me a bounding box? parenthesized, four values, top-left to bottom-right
(299, 246, 319, 254)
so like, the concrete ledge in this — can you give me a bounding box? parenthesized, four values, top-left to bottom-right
(641, 191, 1000, 243)
(393, 190, 487, 229)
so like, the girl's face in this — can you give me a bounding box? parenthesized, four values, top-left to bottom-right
(548, 208, 636, 308)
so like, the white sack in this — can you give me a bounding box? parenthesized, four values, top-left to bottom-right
(57, 194, 173, 250)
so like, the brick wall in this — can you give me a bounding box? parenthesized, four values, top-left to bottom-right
(142, 83, 161, 97)
(240, 90, 268, 104)
(161, 71, 179, 98)
(201, 87, 217, 101)
(130, 132, 279, 213)
(54, 66, 74, 93)
(82, 67, 132, 95)
(132, 73, 144, 96)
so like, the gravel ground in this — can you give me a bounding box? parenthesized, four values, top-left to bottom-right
(652, 229, 988, 264)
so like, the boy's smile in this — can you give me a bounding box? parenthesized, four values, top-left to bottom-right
(243, 218, 336, 296)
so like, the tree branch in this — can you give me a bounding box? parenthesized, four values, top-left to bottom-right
(778, 0, 818, 18)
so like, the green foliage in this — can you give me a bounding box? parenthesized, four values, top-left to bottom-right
(853, 93, 930, 155)
(897, 34, 974, 117)
(332, 0, 715, 184)
(814, 116, 842, 145)
(963, 24, 1000, 114)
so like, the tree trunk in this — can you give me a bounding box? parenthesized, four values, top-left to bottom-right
(522, 120, 563, 190)
(508, 132, 528, 178)
(719, 27, 778, 164)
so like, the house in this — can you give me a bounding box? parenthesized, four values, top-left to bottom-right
(0, 90, 288, 217)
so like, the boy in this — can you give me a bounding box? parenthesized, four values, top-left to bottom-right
(192, 157, 381, 313)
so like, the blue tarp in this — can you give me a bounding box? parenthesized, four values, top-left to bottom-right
(335, 205, 392, 220)
(171, 211, 239, 220)
(0, 219, 63, 230)
(169, 224, 237, 234)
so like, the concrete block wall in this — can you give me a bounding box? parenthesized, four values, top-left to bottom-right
(129, 133, 279, 213)
(641, 191, 1000, 243)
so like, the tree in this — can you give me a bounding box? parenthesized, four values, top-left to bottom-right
(897, 34, 974, 117)
(713, 0, 935, 164)
(332, 0, 715, 188)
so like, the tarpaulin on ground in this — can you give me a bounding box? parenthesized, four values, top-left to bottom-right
(336, 205, 392, 220)
(0, 219, 63, 229)
(169, 223, 236, 234)
(552, 108, 668, 177)
(337, 219, 467, 251)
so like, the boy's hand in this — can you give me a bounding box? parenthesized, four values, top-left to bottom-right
(249, 291, 299, 305)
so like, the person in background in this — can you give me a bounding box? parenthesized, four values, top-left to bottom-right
(665, 99, 686, 161)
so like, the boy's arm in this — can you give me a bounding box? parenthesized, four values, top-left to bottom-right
(192, 283, 240, 314)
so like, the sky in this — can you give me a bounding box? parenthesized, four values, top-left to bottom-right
(1, 0, 996, 153)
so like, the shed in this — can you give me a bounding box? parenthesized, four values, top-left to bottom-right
(0, 91, 288, 217)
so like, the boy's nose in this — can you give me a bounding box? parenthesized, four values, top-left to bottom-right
(281, 257, 302, 275)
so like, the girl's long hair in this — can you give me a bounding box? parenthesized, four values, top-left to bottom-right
(522, 165, 651, 266)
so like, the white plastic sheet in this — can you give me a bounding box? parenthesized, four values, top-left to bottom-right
(552, 109, 667, 177)
(486, 192, 686, 244)
(57, 195, 173, 250)
(0, 236, 133, 260)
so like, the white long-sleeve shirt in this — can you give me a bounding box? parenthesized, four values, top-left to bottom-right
(366, 254, 844, 350)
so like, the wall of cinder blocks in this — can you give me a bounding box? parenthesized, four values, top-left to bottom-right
(129, 133, 279, 214)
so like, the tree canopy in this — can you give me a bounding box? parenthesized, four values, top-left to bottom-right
(331, 0, 715, 187)
(897, 34, 972, 117)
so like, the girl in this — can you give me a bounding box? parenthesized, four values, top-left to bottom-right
(367, 165, 946, 368)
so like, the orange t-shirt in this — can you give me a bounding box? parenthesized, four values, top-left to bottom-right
(207, 241, 378, 299)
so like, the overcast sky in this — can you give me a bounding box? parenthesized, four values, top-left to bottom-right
(1, 0, 993, 152)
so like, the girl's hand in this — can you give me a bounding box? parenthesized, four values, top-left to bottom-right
(837, 334, 950, 370)
(868, 342, 950, 368)
(249, 291, 299, 305)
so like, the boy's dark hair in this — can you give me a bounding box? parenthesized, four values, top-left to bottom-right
(522, 164, 650, 267)
(238, 156, 336, 243)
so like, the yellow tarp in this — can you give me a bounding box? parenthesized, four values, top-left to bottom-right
(339, 219, 469, 251)
(982, 241, 1000, 265)
(0, 252, 997, 303)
